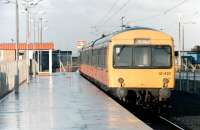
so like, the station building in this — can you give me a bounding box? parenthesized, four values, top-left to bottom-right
(0, 42, 54, 75)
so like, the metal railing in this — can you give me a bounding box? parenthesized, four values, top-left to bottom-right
(176, 69, 200, 96)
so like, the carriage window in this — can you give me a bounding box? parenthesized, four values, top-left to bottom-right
(114, 46, 132, 67)
(152, 46, 171, 67)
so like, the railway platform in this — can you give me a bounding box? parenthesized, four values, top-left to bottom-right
(0, 72, 152, 130)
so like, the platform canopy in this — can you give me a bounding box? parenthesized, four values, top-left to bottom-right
(0, 42, 54, 50)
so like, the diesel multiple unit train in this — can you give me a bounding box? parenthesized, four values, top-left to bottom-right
(79, 27, 175, 106)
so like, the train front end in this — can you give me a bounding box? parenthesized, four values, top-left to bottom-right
(107, 29, 175, 103)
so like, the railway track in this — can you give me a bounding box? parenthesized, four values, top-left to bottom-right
(84, 77, 186, 130)
(121, 101, 185, 130)
(159, 116, 185, 130)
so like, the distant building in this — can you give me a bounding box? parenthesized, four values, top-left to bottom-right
(40, 50, 73, 72)
(0, 42, 54, 75)
(191, 45, 200, 51)
(0, 43, 54, 62)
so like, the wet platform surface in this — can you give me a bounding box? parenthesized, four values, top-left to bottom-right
(0, 72, 152, 130)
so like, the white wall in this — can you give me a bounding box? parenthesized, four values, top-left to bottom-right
(0, 60, 27, 98)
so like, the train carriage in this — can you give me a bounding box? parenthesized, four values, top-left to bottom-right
(79, 27, 175, 106)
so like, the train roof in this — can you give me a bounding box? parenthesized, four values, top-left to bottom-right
(81, 26, 169, 51)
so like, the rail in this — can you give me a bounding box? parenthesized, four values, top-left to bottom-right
(159, 116, 185, 130)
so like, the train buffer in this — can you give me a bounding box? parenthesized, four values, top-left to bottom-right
(0, 72, 152, 130)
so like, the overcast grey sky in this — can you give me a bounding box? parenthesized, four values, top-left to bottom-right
(0, 0, 200, 55)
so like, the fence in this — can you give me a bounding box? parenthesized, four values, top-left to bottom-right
(176, 70, 200, 95)
(0, 60, 27, 98)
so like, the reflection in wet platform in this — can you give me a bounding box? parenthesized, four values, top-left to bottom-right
(0, 72, 152, 130)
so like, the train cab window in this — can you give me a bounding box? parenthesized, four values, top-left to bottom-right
(152, 46, 171, 67)
(114, 46, 132, 67)
(134, 47, 151, 67)
(113, 45, 172, 69)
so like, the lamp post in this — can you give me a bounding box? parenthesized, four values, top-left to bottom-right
(39, 17, 42, 72)
(31, 17, 36, 77)
(181, 22, 196, 70)
(15, 0, 19, 93)
(178, 13, 197, 69)
(1, 0, 20, 93)
(22, 0, 43, 82)
(182, 22, 196, 53)
(38, 17, 48, 72)
(25, 5, 30, 83)
(178, 16, 181, 69)
(32, 11, 47, 73)
(121, 16, 125, 31)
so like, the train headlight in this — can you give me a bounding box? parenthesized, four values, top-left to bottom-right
(118, 77, 125, 87)
(118, 77, 124, 84)
(163, 78, 169, 88)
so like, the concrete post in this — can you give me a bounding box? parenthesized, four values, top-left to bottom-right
(14, 0, 20, 94)
(70, 54, 72, 72)
(49, 49, 52, 75)
(59, 50, 61, 72)
(26, 6, 30, 84)
(37, 51, 40, 73)
(0, 50, 3, 61)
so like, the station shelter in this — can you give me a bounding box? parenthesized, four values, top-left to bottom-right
(0, 42, 54, 75)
